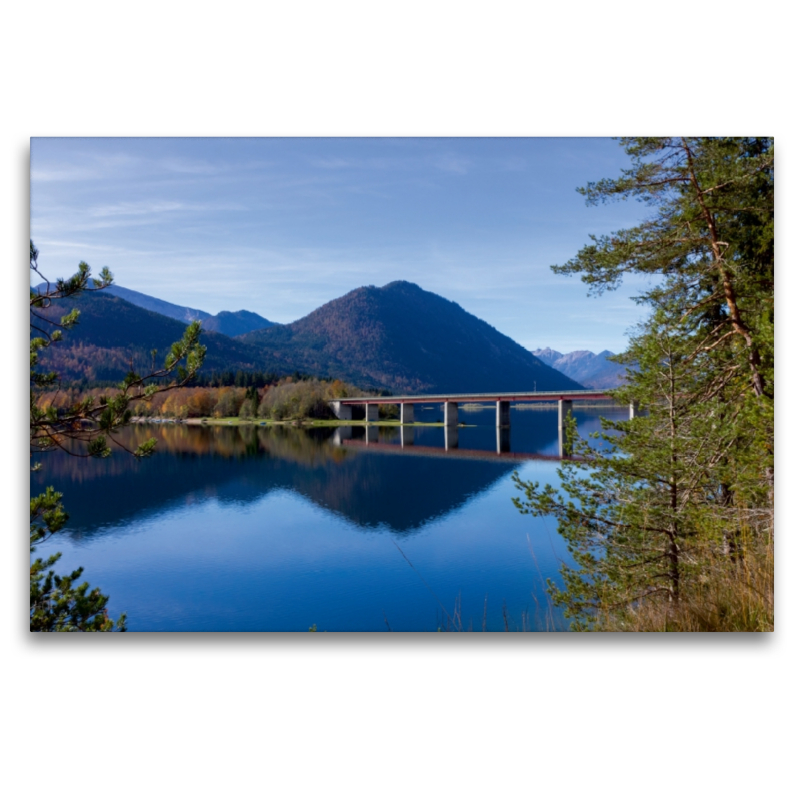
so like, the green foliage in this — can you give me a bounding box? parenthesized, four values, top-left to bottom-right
(31, 242, 207, 463)
(30, 487, 127, 632)
(238, 385, 260, 419)
(30, 242, 207, 631)
(257, 379, 362, 421)
(513, 138, 773, 631)
(553, 137, 773, 399)
(193, 369, 286, 388)
(378, 404, 400, 420)
(213, 387, 247, 418)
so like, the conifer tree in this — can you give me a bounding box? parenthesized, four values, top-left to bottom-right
(30, 242, 207, 631)
(513, 138, 773, 630)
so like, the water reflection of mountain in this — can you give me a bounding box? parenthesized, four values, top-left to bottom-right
(31, 424, 520, 538)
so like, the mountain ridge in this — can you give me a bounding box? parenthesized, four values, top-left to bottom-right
(239, 281, 584, 393)
(34, 279, 586, 393)
(98, 284, 275, 337)
(32, 291, 294, 383)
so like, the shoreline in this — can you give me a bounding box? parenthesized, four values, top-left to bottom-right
(130, 417, 459, 428)
(129, 400, 629, 429)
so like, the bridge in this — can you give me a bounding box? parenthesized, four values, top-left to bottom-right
(335, 434, 566, 463)
(329, 390, 637, 458)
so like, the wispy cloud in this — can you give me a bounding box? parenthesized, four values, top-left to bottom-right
(31, 166, 100, 183)
(432, 154, 470, 174)
(310, 157, 356, 170)
(158, 157, 222, 175)
(498, 156, 528, 172)
(309, 152, 472, 175)
(87, 200, 246, 218)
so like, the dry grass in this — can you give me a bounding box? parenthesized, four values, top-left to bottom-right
(600, 544, 774, 632)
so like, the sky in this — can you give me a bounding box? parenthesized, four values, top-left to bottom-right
(30, 137, 653, 353)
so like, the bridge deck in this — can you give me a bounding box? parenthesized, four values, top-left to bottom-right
(340, 439, 566, 462)
(340, 389, 612, 404)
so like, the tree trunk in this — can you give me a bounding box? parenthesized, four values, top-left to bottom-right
(681, 139, 767, 398)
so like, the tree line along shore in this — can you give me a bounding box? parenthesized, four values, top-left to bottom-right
(39, 379, 627, 426)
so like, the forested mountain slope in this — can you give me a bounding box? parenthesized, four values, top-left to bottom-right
(33, 291, 292, 382)
(34, 280, 585, 392)
(239, 281, 584, 393)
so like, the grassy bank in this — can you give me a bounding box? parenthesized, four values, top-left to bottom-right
(131, 417, 467, 428)
(596, 543, 774, 632)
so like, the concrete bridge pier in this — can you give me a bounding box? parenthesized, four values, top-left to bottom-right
(496, 400, 510, 427)
(444, 425, 459, 450)
(332, 426, 352, 446)
(329, 401, 352, 421)
(496, 427, 510, 454)
(558, 399, 573, 459)
(365, 403, 379, 423)
(629, 401, 640, 420)
(399, 402, 414, 424)
(443, 401, 459, 426)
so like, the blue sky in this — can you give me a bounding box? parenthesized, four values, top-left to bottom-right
(31, 137, 652, 353)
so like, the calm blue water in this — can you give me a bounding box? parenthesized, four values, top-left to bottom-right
(30, 406, 627, 631)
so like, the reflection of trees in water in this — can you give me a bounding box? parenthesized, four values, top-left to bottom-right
(33, 424, 352, 492)
(67, 423, 352, 468)
(32, 424, 517, 538)
(38, 410, 625, 488)
(256, 425, 350, 466)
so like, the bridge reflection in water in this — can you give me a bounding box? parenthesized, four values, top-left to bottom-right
(332, 425, 562, 461)
(30, 407, 640, 629)
(330, 390, 638, 458)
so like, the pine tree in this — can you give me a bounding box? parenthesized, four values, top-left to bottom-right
(30, 242, 207, 631)
(513, 138, 773, 631)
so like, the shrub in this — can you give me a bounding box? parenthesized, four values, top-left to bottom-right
(257, 379, 363, 421)
(213, 387, 246, 418)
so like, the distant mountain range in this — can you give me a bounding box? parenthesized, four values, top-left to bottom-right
(531, 347, 626, 390)
(33, 280, 585, 393)
(100, 285, 275, 337)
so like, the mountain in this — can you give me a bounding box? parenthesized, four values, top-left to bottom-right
(34, 280, 586, 393)
(531, 347, 626, 390)
(101, 285, 212, 324)
(239, 281, 584, 393)
(203, 310, 275, 337)
(99, 285, 274, 336)
(33, 290, 294, 382)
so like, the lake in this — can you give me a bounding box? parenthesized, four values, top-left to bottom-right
(30, 405, 628, 631)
